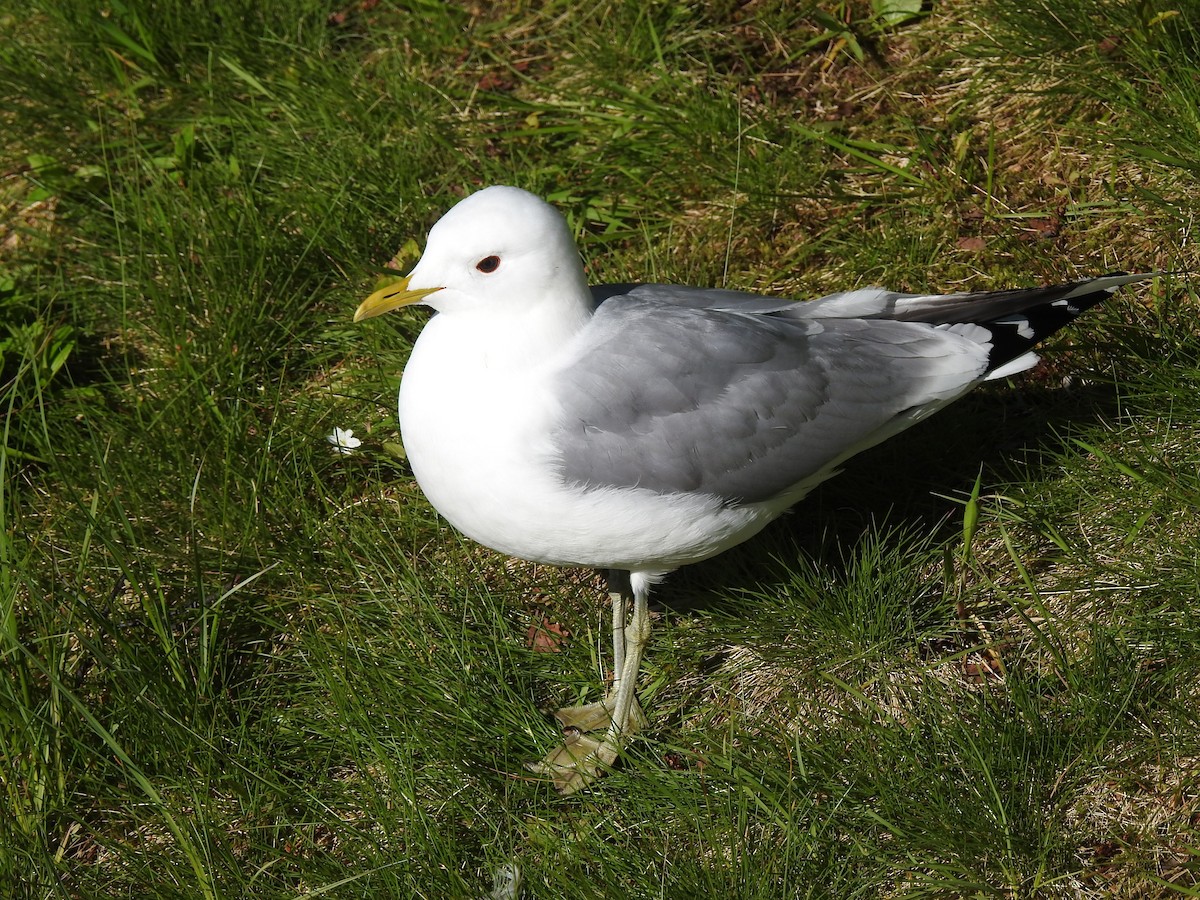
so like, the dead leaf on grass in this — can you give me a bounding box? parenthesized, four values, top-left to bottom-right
(526, 617, 569, 653)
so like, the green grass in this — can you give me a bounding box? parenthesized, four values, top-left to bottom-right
(2, 0, 1198, 896)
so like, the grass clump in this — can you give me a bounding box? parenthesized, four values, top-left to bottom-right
(2, 0, 1198, 896)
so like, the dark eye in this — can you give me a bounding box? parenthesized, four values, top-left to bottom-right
(475, 255, 500, 273)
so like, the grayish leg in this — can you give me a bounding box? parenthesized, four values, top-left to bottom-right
(608, 568, 628, 688)
(529, 569, 649, 793)
(598, 573, 650, 755)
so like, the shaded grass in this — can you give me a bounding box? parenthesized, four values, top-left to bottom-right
(2, 0, 1199, 896)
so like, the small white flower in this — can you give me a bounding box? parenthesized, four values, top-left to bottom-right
(327, 427, 362, 455)
(481, 863, 522, 900)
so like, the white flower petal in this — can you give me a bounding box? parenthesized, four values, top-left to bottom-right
(327, 427, 362, 455)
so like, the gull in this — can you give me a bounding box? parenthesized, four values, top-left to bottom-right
(355, 185, 1146, 793)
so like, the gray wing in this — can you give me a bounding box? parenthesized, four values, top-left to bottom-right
(550, 295, 992, 504)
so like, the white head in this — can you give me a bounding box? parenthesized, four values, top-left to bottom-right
(355, 186, 591, 322)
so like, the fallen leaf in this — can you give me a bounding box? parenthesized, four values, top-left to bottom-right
(526, 617, 569, 653)
(1028, 214, 1062, 239)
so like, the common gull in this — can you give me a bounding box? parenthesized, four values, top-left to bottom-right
(355, 185, 1147, 793)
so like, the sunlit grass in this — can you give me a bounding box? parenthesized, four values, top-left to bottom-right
(1, 0, 1198, 896)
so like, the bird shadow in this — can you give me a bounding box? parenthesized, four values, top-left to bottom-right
(655, 375, 1122, 617)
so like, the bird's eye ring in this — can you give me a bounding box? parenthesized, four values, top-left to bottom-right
(476, 255, 501, 273)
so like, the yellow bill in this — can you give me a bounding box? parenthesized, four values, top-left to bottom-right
(354, 275, 444, 322)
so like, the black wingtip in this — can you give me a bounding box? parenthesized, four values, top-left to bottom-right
(979, 273, 1151, 375)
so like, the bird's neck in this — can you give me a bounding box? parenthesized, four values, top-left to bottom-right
(427, 289, 593, 376)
